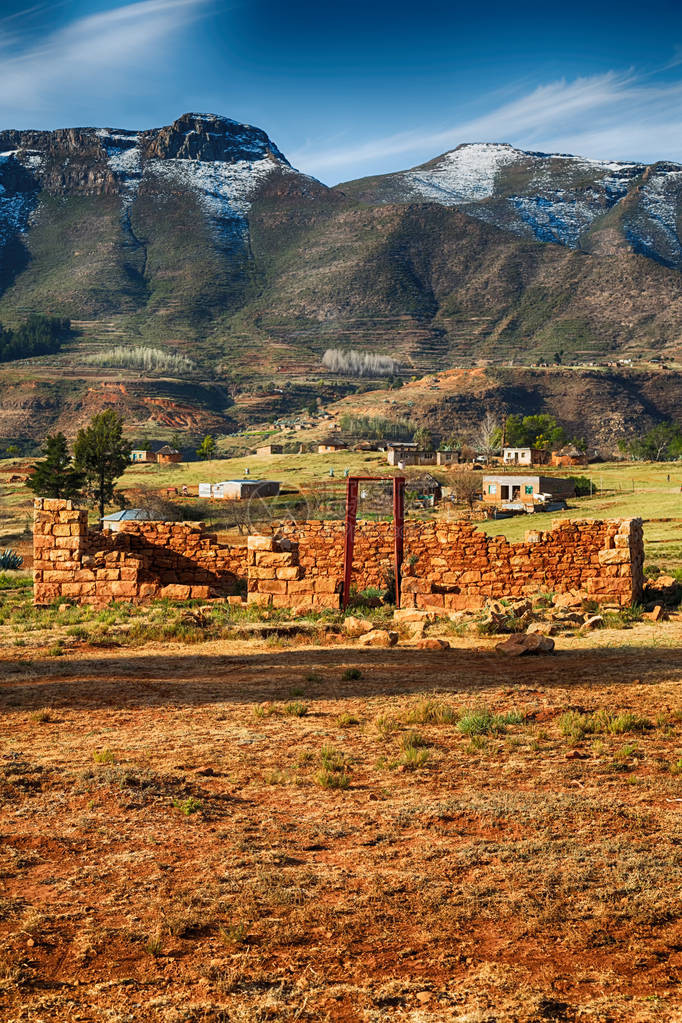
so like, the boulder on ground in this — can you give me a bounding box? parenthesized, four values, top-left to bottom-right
(526, 621, 556, 636)
(343, 615, 375, 638)
(496, 633, 555, 656)
(416, 638, 450, 650)
(358, 629, 399, 648)
(580, 614, 604, 631)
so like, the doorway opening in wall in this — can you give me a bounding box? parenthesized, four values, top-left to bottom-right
(343, 476, 405, 609)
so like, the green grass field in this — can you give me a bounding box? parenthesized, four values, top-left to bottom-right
(2, 455, 680, 575)
(475, 462, 682, 574)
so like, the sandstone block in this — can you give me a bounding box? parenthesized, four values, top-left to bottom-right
(276, 567, 302, 580)
(416, 638, 450, 650)
(598, 549, 630, 566)
(343, 616, 375, 638)
(159, 584, 191, 600)
(248, 536, 276, 551)
(357, 629, 399, 648)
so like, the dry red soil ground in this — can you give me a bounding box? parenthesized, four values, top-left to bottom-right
(1, 627, 682, 1022)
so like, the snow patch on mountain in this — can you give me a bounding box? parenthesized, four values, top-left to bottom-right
(398, 145, 647, 248)
(624, 167, 682, 267)
(404, 143, 523, 204)
(0, 152, 39, 246)
(146, 157, 277, 244)
(97, 125, 282, 244)
(96, 130, 142, 212)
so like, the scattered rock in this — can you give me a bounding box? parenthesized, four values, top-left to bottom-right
(552, 590, 587, 609)
(527, 622, 556, 636)
(416, 638, 450, 650)
(642, 604, 664, 622)
(343, 616, 375, 638)
(565, 750, 589, 760)
(580, 615, 604, 631)
(358, 629, 399, 648)
(496, 633, 555, 656)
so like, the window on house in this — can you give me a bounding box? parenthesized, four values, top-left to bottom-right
(525, 484, 533, 495)
(488, 484, 496, 494)
(501, 485, 510, 500)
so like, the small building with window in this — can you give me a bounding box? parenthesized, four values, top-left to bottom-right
(482, 474, 575, 509)
(129, 449, 157, 464)
(502, 446, 549, 467)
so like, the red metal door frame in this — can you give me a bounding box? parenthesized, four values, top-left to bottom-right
(342, 476, 406, 609)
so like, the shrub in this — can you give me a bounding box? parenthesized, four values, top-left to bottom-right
(0, 550, 23, 571)
(400, 746, 430, 771)
(316, 767, 350, 789)
(559, 709, 653, 740)
(405, 699, 458, 725)
(337, 712, 360, 727)
(342, 667, 363, 681)
(172, 796, 203, 816)
(93, 749, 115, 764)
(283, 701, 308, 717)
(457, 707, 522, 735)
(316, 746, 351, 789)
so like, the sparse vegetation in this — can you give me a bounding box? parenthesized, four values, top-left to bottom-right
(85, 345, 197, 375)
(322, 348, 400, 378)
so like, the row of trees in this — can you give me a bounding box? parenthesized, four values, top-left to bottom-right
(0, 314, 72, 363)
(620, 423, 682, 462)
(27, 410, 130, 519)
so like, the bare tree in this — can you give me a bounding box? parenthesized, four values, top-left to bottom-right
(451, 470, 482, 509)
(475, 412, 500, 462)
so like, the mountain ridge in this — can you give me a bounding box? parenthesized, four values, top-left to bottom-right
(0, 113, 681, 445)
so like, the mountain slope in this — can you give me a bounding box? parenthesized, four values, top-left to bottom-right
(0, 117, 682, 443)
(337, 143, 682, 269)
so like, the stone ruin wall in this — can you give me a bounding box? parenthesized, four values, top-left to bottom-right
(33, 499, 248, 606)
(278, 519, 644, 608)
(33, 500, 644, 610)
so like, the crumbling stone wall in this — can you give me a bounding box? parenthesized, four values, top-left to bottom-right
(33, 499, 247, 605)
(279, 517, 644, 607)
(34, 500, 644, 609)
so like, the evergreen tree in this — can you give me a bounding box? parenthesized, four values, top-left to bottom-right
(26, 433, 83, 501)
(74, 411, 131, 520)
(196, 435, 216, 460)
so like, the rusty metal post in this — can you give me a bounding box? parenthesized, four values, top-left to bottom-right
(342, 476, 359, 608)
(393, 476, 405, 608)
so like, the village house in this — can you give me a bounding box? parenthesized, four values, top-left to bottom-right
(406, 473, 443, 507)
(483, 473, 575, 510)
(502, 446, 549, 467)
(101, 508, 156, 531)
(386, 442, 436, 467)
(550, 444, 588, 467)
(156, 444, 182, 465)
(435, 449, 461, 466)
(256, 444, 283, 456)
(317, 436, 348, 454)
(129, 449, 157, 464)
(199, 479, 281, 500)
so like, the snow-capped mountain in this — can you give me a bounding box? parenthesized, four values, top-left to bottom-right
(0, 112, 309, 254)
(339, 142, 682, 266)
(1, 112, 682, 424)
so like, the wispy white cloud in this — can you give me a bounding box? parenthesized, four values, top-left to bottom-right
(0, 0, 208, 125)
(292, 71, 682, 182)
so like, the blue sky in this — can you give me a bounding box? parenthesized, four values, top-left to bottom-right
(1, 0, 682, 183)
